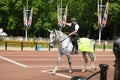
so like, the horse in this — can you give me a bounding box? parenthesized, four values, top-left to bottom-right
(48, 30, 96, 74)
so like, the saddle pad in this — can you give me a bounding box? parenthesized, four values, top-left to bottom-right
(78, 38, 94, 53)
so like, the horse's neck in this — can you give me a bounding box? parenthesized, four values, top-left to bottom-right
(56, 31, 72, 48)
(57, 31, 68, 41)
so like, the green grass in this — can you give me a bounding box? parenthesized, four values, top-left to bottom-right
(95, 43, 113, 49)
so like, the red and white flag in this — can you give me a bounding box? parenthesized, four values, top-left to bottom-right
(23, 6, 27, 27)
(63, 5, 68, 27)
(101, 1, 109, 28)
(57, 5, 62, 26)
(28, 7, 33, 27)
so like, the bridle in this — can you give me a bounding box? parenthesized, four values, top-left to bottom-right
(49, 30, 71, 50)
(49, 31, 68, 44)
(49, 31, 58, 45)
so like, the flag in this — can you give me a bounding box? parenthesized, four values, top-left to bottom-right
(101, 1, 109, 28)
(57, 5, 62, 26)
(23, 6, 27, 27)
(97, 0, 102, 29)
(28, 7, 33, 27)
(62, 5, 68, 27)
(98, 14, 101, 28)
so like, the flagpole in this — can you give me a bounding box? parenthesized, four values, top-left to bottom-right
(98, 29, 101, 45)
(98, 0, 102, 45)
(24, 1, 32, 41)
(60, 0, 62, 31)
(25, 1, 28, 41)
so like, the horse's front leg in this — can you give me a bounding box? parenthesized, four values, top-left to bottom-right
(67, 55, 72, 74)
(52, 52, 62, 75)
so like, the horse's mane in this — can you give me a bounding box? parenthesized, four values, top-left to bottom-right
(56, 30, 68, 38)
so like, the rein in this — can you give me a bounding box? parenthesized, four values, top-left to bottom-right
(59, 36, 69, 43)
(49, 36, 68, 44)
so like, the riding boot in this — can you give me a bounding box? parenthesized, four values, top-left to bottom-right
(75, 44, 78, 54)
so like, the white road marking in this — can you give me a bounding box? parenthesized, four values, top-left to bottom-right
(42, 70, 72, 79)
(0, 56, 28, 67)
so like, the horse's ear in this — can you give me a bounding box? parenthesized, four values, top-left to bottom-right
(48, 30, 51, 33)
(53, 30, 56, 32)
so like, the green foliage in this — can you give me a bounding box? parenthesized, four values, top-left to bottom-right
(0, 0, 120, 40)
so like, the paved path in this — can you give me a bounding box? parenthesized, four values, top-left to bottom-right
(0, 51, 115, 80)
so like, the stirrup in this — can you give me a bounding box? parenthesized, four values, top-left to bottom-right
(75, 50, 78, 54)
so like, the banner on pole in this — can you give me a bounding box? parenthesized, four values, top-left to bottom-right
(63, 5, 68, 27)
(101, 1, 109, 28)
(23, 6, 27, 27)
(57, 5, 68, 27)
(28, 7, 33, 27)
(57, 5, 62, 27)
(97, 0, 102, 29)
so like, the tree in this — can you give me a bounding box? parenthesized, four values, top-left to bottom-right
(108, 2, 120, 39)
(0, 0, 120, 40)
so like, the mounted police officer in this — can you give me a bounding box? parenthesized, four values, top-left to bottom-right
(61, 17, 80, 54)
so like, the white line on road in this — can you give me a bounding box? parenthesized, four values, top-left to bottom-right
(0, 56, 28, 67)
(42, 70, 72, 79)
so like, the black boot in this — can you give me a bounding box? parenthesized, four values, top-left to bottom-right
(75, 49, 78, 54)
(75, 45, 78, 54)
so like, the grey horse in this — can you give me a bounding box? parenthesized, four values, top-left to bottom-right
(49, 30, 96, 74)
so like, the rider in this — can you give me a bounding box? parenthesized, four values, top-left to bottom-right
(61, 17, 80, 54)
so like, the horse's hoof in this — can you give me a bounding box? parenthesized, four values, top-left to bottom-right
(93, 67, 97, 70)
(92, 67, 97, 70)
(68, 70, 73, 74)
(81, 69, 85, 73)
(50, 72, 56, 75)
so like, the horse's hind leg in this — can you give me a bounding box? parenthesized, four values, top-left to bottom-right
(82, 52, 88, 72)
(67, 55, 72, 74)
(88, 52, 96, 70)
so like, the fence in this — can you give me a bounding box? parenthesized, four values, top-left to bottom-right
(3, 36, 49, 42)
(0, 41, 50, 51)
(0, 40, 113, 51)
(0, 37, 113, 51)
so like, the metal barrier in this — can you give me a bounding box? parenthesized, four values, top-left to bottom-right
(0, 40, 113, 51)
(0, 41, 49, 51)
(71, 64, 109, 80)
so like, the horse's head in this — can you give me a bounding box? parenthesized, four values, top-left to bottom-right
(48, 30, 58, 48)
